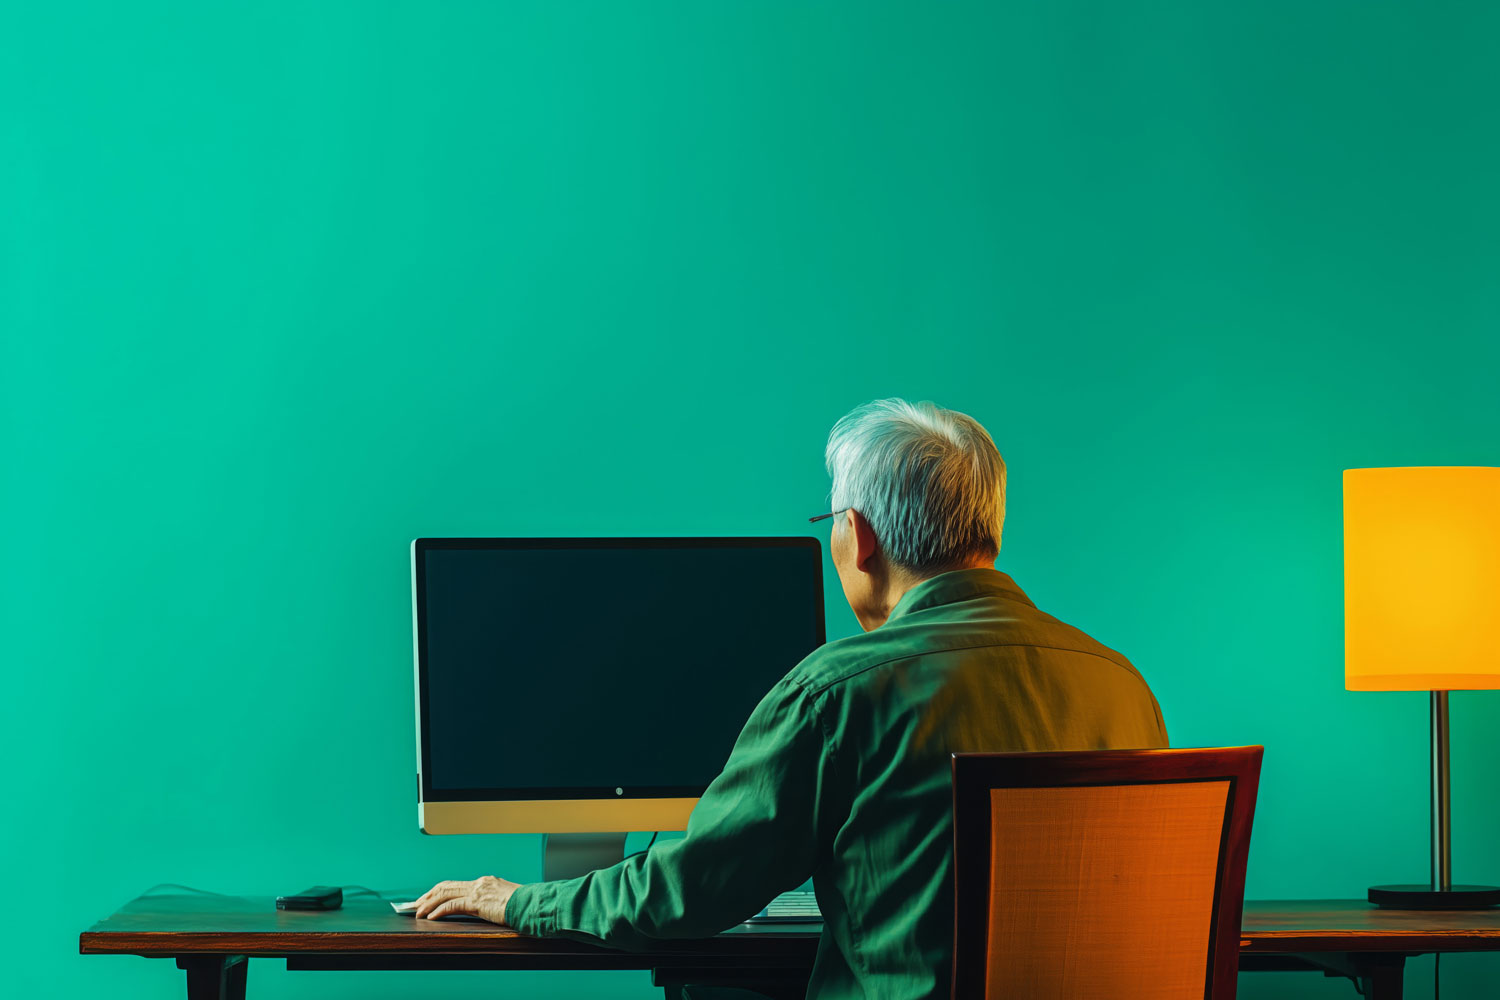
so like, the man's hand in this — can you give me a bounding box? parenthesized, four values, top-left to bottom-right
(414, 875, 522, 924)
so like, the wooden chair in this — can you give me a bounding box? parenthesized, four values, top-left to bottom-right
(951, 746, 1263, 1000)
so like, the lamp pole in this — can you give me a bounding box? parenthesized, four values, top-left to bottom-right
(1369, 688, 1497, 908)
(1431, 691, 1451, 893)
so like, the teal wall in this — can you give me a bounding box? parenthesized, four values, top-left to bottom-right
(5, 2, 1498, 997)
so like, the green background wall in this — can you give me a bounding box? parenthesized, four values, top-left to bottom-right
(5, 2, 1497, 996)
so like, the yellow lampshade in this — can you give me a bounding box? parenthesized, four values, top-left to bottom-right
(1344, 467, 1500, 691)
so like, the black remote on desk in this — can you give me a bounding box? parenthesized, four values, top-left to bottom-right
(276, 886, 343, 910)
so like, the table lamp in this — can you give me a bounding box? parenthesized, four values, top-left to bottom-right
(1344, 466, 1500, 909)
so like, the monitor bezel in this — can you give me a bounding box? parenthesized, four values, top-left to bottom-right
(412, 535, 827, 807)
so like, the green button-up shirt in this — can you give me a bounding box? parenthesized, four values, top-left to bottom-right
(506, 567, 1167, 999)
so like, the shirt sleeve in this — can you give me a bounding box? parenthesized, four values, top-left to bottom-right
(504, 675, 834, 948)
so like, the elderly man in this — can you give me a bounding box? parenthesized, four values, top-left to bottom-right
(416, 398, 1168, 1000)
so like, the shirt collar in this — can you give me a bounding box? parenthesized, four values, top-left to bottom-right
(884, 567, 1034, 624)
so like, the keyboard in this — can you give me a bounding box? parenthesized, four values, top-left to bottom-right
(746, 889, 822, 924)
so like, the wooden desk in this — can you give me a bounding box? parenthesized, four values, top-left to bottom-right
(80, 892, 1500, 1000)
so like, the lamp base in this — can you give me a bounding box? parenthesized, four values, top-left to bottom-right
(1368, 884, 1500, 909)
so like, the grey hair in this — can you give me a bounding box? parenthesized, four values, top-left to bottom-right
(824, 398, 1006, 575)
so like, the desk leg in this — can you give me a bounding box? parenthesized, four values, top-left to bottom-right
(1242, 952, 1409, 999)
(175, 956, 247, 1000)
(1354, 954, 1406, 1000)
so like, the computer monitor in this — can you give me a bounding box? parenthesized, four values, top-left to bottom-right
(411, 537, 826, 871)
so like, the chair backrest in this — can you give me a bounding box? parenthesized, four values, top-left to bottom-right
(951, 746, 1262, 1000)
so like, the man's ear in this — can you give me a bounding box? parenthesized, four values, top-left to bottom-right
(847, 509, 881, 575)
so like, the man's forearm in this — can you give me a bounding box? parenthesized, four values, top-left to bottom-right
(503, 861, 694, 949)
(506, 679, 825, 946)
(504, 880, 555, 937)
(503, 839, 781, 949)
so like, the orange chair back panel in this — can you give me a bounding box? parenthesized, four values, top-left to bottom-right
(983, 781, 1230, 1000)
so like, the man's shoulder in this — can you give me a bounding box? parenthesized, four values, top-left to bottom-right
(784, 599, 1147, 700)
(784, 618, 1000, 698)
(785, 629, 901, 696)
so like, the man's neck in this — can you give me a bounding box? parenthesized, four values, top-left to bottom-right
(872, 560, 994, 628)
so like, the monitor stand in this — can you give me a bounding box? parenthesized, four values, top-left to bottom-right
(541, 833, 627, 882)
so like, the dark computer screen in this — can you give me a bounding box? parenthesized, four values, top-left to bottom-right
(415, 538, 825, 799)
